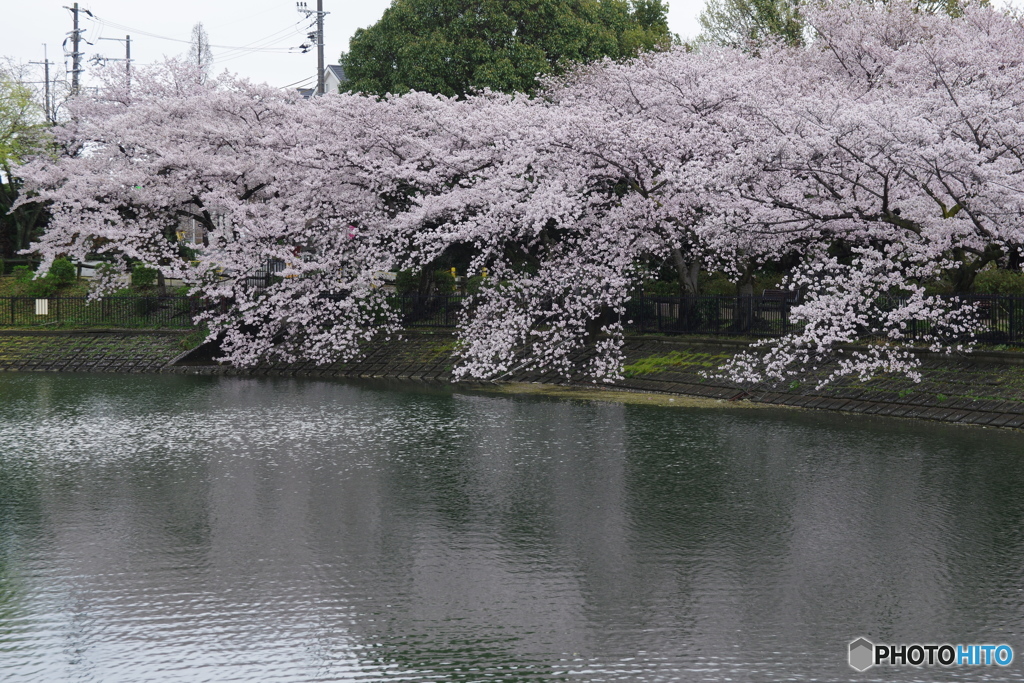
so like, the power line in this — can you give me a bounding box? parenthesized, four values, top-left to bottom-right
(280, 76, 315, 90)
(89, 13, 305, 53)
(29, 45, 55, 123)
(213, 22, 312, 63)
(95, 35, 131, 91)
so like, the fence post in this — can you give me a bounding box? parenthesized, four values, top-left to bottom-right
(1011, 298, 1018, 344)
(9, 297, 14, 325)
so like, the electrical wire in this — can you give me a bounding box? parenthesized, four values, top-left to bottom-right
(87, 13, 312, 66)
(214, 22, 314, 64)
(88, 13, 304, 53)
(280, 76, 315, 90)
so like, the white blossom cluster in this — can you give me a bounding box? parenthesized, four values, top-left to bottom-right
(15, 1, 1024, 384)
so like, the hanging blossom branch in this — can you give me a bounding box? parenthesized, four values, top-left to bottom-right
(716, 246, 984, 388)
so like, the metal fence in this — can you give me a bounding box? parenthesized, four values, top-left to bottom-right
(389, 293, 465, 328)
(4, 293, 1023, 346)
(0, 296, 200, 329)
(625, 294, 1024, 345)
(625, 295, 798, 338)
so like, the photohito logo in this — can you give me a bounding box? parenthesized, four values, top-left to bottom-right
(849, 638, 1014, 672)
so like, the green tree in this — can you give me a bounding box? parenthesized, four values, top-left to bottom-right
(340, 0, 672, 97)
(0, 70, 50, 261)
(698, 0, 803, 49)
(698, 0, 976, 52)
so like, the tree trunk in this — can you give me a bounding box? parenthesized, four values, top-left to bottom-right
(948, 246, 1002, 294)
(672, 248, 700, 330)
(735, 262, 755, 333)
(672, 248, 700, 295)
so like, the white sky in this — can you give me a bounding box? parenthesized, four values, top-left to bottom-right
(1, 0, 705, 92)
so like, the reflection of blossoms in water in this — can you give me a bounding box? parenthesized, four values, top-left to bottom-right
(0, 379, 469, 469)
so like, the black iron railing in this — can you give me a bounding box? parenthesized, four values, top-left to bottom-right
(626, 294, 1024, 345)
(0, 296, 200, 329)
(3, 292, 1022, 346)
(625, 295, 798, 338)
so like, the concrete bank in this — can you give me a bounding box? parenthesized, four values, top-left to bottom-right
(2, 329, 1023, 429)
(167, 331, 1024, 429)
(0, 330, 193, 373)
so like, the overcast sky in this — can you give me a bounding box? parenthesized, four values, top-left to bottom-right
(1, 1, 704, 93)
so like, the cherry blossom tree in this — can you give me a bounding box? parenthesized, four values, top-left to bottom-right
(16, 2, 1024, 387)
(711, 1, 1024, 383)
(17, 60, 509, 365)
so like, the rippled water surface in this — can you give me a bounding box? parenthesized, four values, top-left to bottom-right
(0, 373, 1022, 682)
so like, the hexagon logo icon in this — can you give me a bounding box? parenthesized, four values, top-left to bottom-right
(849, 638, 875, 671)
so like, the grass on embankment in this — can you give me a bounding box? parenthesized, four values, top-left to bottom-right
(622, 349, 733, 378)
(0, 275, 90, 298)
(620, 344, 1024, 406)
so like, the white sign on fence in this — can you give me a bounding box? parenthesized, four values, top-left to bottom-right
(35, 299, 49, 316)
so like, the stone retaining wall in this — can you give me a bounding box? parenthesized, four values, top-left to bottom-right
(3, 329, 1023, 429)
(168, 332, 1024, 429)
(0, 330, 191, 373)
(611, 338, 1024, 429)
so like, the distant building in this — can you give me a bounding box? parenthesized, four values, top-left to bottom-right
(325, 64, 346, 94)
(298, 64, 347, 98)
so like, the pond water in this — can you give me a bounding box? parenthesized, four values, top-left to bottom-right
(0, 373, 1021, 682)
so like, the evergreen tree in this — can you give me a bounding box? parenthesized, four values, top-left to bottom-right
(0, 70, 49, 258)
(340, 0, 672, 97)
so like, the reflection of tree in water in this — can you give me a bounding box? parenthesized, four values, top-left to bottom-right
(358, 637, 571, 683)
(0, 461, 44, 636)
(304, 392, 633, 680)
(621, 408, 734, 626)
(909, 429, 1024, 636)
(626, 408, 1024, 652)
(3, 375, 1023, 681)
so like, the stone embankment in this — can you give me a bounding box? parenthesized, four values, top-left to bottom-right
(3, 329, 1024, 429)
(0, 330, 192, 373)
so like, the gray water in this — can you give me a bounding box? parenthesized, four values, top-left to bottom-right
(0, 373, 1021, 682)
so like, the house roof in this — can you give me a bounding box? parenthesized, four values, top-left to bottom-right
(326, 64, 346, 81)
(297, 65, 347, 99)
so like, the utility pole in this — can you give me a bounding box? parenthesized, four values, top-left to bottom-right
(64, 3, 86, 94)
(297, 1, 330, 95)
(30, 45, 54, 123)
(317, 0, 325, 96)
(98, 35, 132, 91)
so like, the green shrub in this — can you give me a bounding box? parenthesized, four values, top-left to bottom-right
(12, 265, 33, 283)
(643, 279, 679, 297)
(922, 278, 954, 295)
(974, 268, 1024, 295)
(25, 274, 58, 298)
(48, 257, 77, 287)
(434, 268, 456, 293)
(394, 269, 418, 294)
(131, 264, 158, 289)
(701, 272, 737, 296)
(465, 274, 487, 295)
